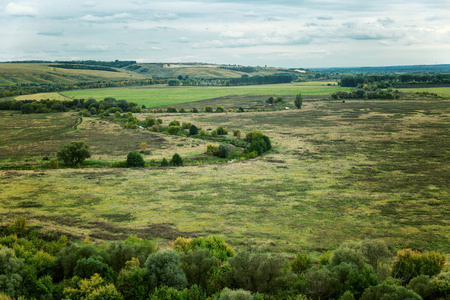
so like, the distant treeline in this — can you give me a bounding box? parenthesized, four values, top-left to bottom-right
(226, 73, 295, 86)
(219, 66, 258, 73)
(314, 64, 450, 74)
(0, 79, 164, 99)
(339, 74, 450, 87)
(49, 64, 120, 72)
(5, 60, 136, 68)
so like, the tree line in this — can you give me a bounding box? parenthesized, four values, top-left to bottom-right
(339, 74, 450, 88)
(0, 217, 448, 300)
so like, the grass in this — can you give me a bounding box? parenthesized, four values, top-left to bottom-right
(15, 92, 72, 101)
(0, 63, 145, 86)
(0, 97, 449, 255)
(61, 83, 349, 107)
(397, 87, 450, 98)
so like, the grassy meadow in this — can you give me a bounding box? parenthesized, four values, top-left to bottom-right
(0, 96, 448, 255)
(60, 82, 349, 107)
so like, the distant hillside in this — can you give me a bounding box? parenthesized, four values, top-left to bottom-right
(312, 64, 450, 74)
(128, 62, 303, 79)
(0, 62, 145, 86)
(0, 61, 307, 86)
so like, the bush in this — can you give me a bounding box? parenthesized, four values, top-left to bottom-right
(200, 129, 207, 136)
(144, 117, 156, 127)
(189, 124, 199, 136)
(181, 122, 191, 129)
(216, 106, 225, 113)
(207, 144, 220, 156)
(245, 131, 264, 142)
(160, 158, 169, 167)
(291, 253, 313, 275)
(167, 106, 178, 113)
(233, 129, 241, 138)
(191, 108, 199, 113)
(218, 144, 231, 158)
(150, 125, 159, 132)
(170, 153, 183, 166)
(360, 283, 421, 300)
(57, 141, 91, 167)
(126, 151, 145, 168)
(216, 126, 228, 135)
(229, 251, 296, 294)
(145, 250, 187, 290)
(205, 106, 213, 113)
(168, 126, 181, 135)
(294, 94, 303, 109)
(169, 120, 180, 127)
(218, 288, 255, 300)
(0, 248, 25, 298)
(392, 249, 446, 284)
(10, 216, 28, 236)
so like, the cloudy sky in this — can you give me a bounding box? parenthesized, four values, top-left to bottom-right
(1, 0, 449, 68)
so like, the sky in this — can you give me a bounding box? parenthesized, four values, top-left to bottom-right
(0, 0, 449, 68)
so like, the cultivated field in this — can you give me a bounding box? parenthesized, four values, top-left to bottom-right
(60, 82, 348, 107)
(1, 97, 448, 255)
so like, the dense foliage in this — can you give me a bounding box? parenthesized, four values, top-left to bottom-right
(0, 217, 448, 300)
(56, 141, 91, 167)
(339, 74, 450, 88)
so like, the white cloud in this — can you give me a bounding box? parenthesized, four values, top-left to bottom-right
(5, 2, 38, 16)
(80, 13, 130, 22)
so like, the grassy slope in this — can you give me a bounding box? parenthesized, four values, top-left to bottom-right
(61, 83, 348, 107)
(0, 63, 145, 85)
(0, 98, 448, 254)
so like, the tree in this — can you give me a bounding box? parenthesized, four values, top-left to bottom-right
(144, 250, 188, 290)
(170, 153, 183, 166)
(361, 283, 421, 300)
(127, 151, 145, 167)
(57, 141, 91, 166)
(294, 94, 303, 109)
(0, 248, 25, 298)
(180, 249, 218, 289)
(168, 126, 180, 135)
(168, 79, 181, 86)
(189, 125, 199, 136)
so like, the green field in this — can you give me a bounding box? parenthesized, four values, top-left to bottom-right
(1, 97, 448, 254)
(61, 83, 348, 107)
(397, 87, 450, 98)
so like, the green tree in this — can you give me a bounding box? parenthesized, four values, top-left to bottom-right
(205, 106, 213, 113)
(168, 126, 181, 135)
(170, 153, 183, 166)
(181, 249, 219, 289)
(294, 94, 303, 109)
(57, 141, 91, 166)
(0, 248, 25, 298)
(116, 258, 148, 300)
(291, 253, 313, 275)
(127, 151, 145, 167)
(144, 250, 188, 290)
(361, 283, 421, 300)
(168, 79, 181, 86)
(160, 158, 169, 167)
(189, 125, 199, 136)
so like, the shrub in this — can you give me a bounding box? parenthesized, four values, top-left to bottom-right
(144, 117, 156, 127)
(189, 124, 199, 135)
(200, 129, 207, 136)
(233, 129, 241, 138)
(140, 142, 147, 152)
(267, 97, 274, 104)
(145, 250, 187, 290)
(360, 283, 421, 300)
(245, 131, 264, 142)
(10, 217, 28, 236)
(218, 144, 230, 158)
(294, 94, 303, 109)
(216, 126, 228, 135)
(210, 130, 218, 137)
(180, 108, 186, 113)
(170, 153, 183, 166)
(126, 151, 145, 168)
(191, 108, 199, 113)
(160, 158, 169, 167)
(181, 249, 219, 289)
(218, 288, 254, 300)
(216, 106, 225, 113)
(116, 258, 147, 300)
(57, 141, 91, 167)
(168, 79, 180, 86)
(169, 120, 180, 127)
(291, 253, 313, 275)
(168, 126, 181, 135)
(189, 236, 235, 262)
(229, 251, 296, 294)
(181, 122, 191, 129)
(150, 125, 159, 132)
(205, 106, 213, 113)
(62, 274, 122, 300)
(392, 249, 446, 284)
(207, 144, 220, 156)
(0, 248, 25, 298)
(167, 106, 178, 113)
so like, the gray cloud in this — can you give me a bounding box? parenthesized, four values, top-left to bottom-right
(1, 0, 448, 67)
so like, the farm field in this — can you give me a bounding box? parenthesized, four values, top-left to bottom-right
(1, 97, 448, 255)
(397, 87, 450, 98)
(60, 82, 349, 107)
